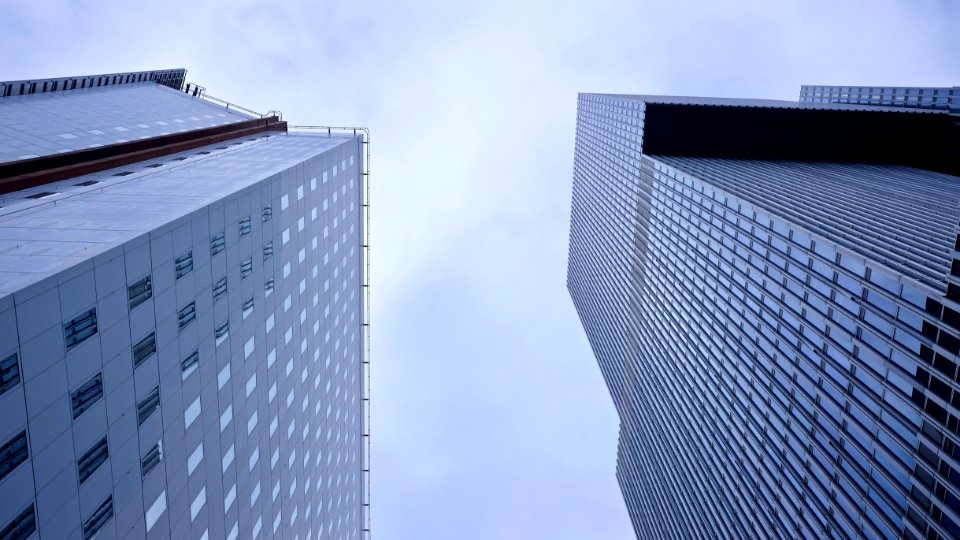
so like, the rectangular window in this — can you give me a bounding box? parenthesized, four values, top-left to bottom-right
(241, 258, 253, 278)
(215, 321, 229, 346)
(71, 373, 103, 419)
(181, 350, 199, 379)
(0, 431, 28, 482)
(190, 487, 206, 522)
(184, 397, 201, 429)
(145, 490, 166, 533)
(132, 333, 157, 368)
(262, 206, 272, 222)
(210, 231, 226, 257)
(0, 353, 21, 396)
(64, 308, 98, 350)
(137, 386, 160, 426)
(82, 496, 114, 540)
(178, 302, 196, 330)
(0, 505, 36, 540)
(141, 441, 162, 477)
(263, 242, 273, 260)
(265, 279, 275, 294)
(77, 437, 108, 484)
(213, 277, 227, 302)
(242, 298, 254, 318)
(239, 217, 252, 237)
(175, 251, 193, 279)
(127, 275, 152, 309)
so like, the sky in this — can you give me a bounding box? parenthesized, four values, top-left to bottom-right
(2, 0, 960, 538)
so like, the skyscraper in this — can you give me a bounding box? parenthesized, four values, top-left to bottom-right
(567, 88, 960, 539)
(0, 69, 369, 540)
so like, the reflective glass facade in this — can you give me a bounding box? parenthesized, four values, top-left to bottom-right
(800, 85, 960, 113)
(0, 74, 367, 540)
(568, 91, 960, 539)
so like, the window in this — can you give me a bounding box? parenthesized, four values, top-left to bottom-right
(265, 279, 274, 294)
(71, 373, 103, 419)
(190, 487, 206, 521)
(210, 231, 225, 257)
(77, 437, 108, 484)
(178, 302, 196, 330)
(213, 277, 227, 302)
(145, 491, 167, 533)
(0, 352, 21, 396)
(128, 275, 152, 309)
(181, 350, 199, 379)
(64, 308, 98, 349)
(239, 217, 252, 237)
(241, 258, 253, 278)
(262, 206, 272, 222)
(141, 441, 162, 477)
(242, 298, 254, 318)
(187, 443, 203, 476)
(0, 431, 28, 482)
(0, 505, 36, 540)
(137, 386, 160, 426)
(215, 321, 229, 345)
(185, 397, 201, 429)
(82, 496, 114, 540)
(132, 332, 157, 367)
(263, 242, 274, 260)
(175, 251, 193, 279)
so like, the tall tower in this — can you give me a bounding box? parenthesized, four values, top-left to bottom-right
(567, 89, 960, 539)
(0, 70, 370, 540)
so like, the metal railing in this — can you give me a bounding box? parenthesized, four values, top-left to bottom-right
(181, 82, 283, 120)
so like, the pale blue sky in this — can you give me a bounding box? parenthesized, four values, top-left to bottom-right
(2, 0, 959, 538)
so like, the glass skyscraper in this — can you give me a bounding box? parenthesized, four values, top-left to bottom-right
(0, 69, 369, 540)
(567, 87, 960, 539)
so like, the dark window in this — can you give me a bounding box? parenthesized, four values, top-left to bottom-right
(132, 333, 157, 368)
(25, 191, 56, 199)
(262, 206, 273, 222)
(141, 442, 162, 477)
(210, 231, 226, 257)
(239, 217, 252, 237)
(263, 242, 273, 260)
(265, 279, 275, 293)
(0, 353, 21, 396)
(82, 496, 114, 540)
(145, 163, 163, 169)
(0, 431, 28, 482)
(113, 171, 134, 176)
(71, 374, 103, 419)
(77, 437, 108, 484)
(181, 351, 199, 375)
(175, 251, 193, 279)
(0, 505, 36, 540)
(242, 298, 254, 314)
(178, 302, 196, 330)
(75, 180, 100, 187)
(215, 321, 229, 340)
(241, 258, 253, 278)
(128, 275, 152, 309)
(137, 386, 160, 426)
(64, 308, 98, 350)
(213, 277, 227, 302)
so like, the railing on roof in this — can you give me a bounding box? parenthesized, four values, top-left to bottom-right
(181, 82, 283, 120)
(1, 68, 187, 98)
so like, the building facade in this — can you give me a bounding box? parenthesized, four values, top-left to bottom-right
(0, 70, 369, 540)
(567, 89, 960, 539)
